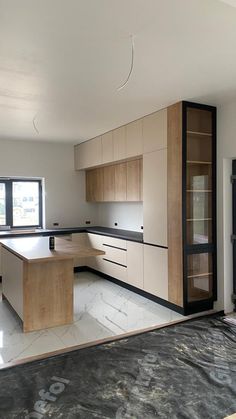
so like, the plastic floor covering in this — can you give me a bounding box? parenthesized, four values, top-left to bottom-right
(0, 315, 236, 419)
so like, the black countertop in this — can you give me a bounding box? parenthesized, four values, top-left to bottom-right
(0, 226, 143, 243)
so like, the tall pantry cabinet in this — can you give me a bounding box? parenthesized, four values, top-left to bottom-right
(168, 101, 216, 314)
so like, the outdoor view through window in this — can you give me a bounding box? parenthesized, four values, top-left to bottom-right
(0, 180, 41, 227)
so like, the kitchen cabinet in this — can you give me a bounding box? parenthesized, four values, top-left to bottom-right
(113, 126, 126, 161)
(143, 149, 167, 246)
(167, 101, 217, 314)
(74, 136, 102, 170)
(86, 168, 104, 202)
(86, 159, 142, 202)
(127, 159, 142, 201)
(103, 165, 115, 201)
(126, 119, 143, 158)
(143, 244, 168, 300)
(143, 109, 167, 154)
(127, 242, 143, 289)
(115, 163, 127, 201)
(102, 132, 113, 164)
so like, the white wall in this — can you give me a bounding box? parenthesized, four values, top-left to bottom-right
(217, 101, 236, 313)
(0, 139, 98, 228)
(97, 202, 143, 232)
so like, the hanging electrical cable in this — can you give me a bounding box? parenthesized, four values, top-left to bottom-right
(117, 35, 134, 91)
(33, 113, 39, 134)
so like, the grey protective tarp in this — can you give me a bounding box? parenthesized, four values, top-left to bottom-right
(0, 315, 235, 419)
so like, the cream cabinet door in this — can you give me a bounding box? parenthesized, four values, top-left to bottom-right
(126, 119, 143, 158)
(113, 126, 126, 161)
(127, 242, 143, 289)
(143, 109, 167, 153)
(102, 132, 113, 164)
(143, 245, 168, 300)
(74, 136, 102, 170)
(143, 149, 167, 246)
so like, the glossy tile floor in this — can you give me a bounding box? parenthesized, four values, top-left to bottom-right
(0, 272, 184, 365)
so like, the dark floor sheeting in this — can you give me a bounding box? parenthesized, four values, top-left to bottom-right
(0, 315, 236, 419)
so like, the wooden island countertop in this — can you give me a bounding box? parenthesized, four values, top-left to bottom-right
(0, 236, 105, 263)
(0, 236, 105, 332)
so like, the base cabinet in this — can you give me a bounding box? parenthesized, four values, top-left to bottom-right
(127, 242, 143, 289)
(143, 245, 168, 300)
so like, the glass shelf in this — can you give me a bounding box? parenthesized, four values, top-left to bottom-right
(187, 253, 213, 303)
(186, 107, 213, 245)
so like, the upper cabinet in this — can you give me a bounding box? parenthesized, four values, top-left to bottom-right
(113, 126, 126, 161)
(86, 158, 142, 203)
(75, 117, 144, 171)
(102, 132, 113, 164)
(142, 109, 167, 153)
(75, 136, 102, 170)
(126, 119, 143, 158)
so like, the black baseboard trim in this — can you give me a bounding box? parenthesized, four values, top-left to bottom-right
(85, 267, 185, 315)
(74, 266, 87, 273)
(74, 267, 220, 316)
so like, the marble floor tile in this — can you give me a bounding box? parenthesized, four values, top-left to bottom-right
(0, 272, 184, 365)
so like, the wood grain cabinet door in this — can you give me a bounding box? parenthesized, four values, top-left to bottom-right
(143, 109, 167, 154)
(143, 150, 167, 246)
(126, 119, 143, 158)
(103, 165, 115, 201)
(143, 244, 168, 300)
(127, 159, 142, 201)
(115, 162, 127, 201)
(86, 168, 104, 201)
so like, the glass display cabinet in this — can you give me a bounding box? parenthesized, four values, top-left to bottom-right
(184, 102, 216, 312)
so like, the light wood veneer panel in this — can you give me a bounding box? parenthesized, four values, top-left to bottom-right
(167, 102, 183, 307)
(23, 259, 74, 332)
(86, 168, 103, 201)
(103, 165, 115, 201)
(127, 159, 142, 201)
(115, 162, 127, 201)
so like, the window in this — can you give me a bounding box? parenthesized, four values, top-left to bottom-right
(0, 179, 42, 228)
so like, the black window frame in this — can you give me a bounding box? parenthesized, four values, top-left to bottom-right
(0, 178, 43, 229)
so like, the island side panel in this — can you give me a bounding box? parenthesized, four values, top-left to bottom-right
(23, 259, 74, 332)
(1, 247, 24, 319)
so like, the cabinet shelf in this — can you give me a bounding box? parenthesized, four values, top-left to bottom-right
(188, 272, 213, 279)
(187, 160, 212, 165)
(187, 190, 212, 193)
(187, 130, 212, 137)
(187, 218, 212, 222)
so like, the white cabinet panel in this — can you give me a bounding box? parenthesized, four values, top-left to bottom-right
(2, 248, 24, 319)
(74, 136, 102, 170)
(126, 119, 143, 158)
(143, 245, 168, 300)
(127, 242, 143, 289)
(143, 109, 167, 153)
(143, 149, 167, 247)
(113, 126, 126, 161)
(103, 246, 127, 266)
(102, 235, 127, 250)
(102, 259, 127, 282)
(102, 132, 113, 164)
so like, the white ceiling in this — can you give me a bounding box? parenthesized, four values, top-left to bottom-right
(0, 0, 236, 144)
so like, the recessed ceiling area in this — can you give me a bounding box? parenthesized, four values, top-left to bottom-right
(0, 0, 236, 143)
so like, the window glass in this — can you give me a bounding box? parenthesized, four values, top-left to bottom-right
(12, 181, 40, 227)
(0, 183, 6, 225)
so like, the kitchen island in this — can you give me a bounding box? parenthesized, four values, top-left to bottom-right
(0, 236, 105, 332)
